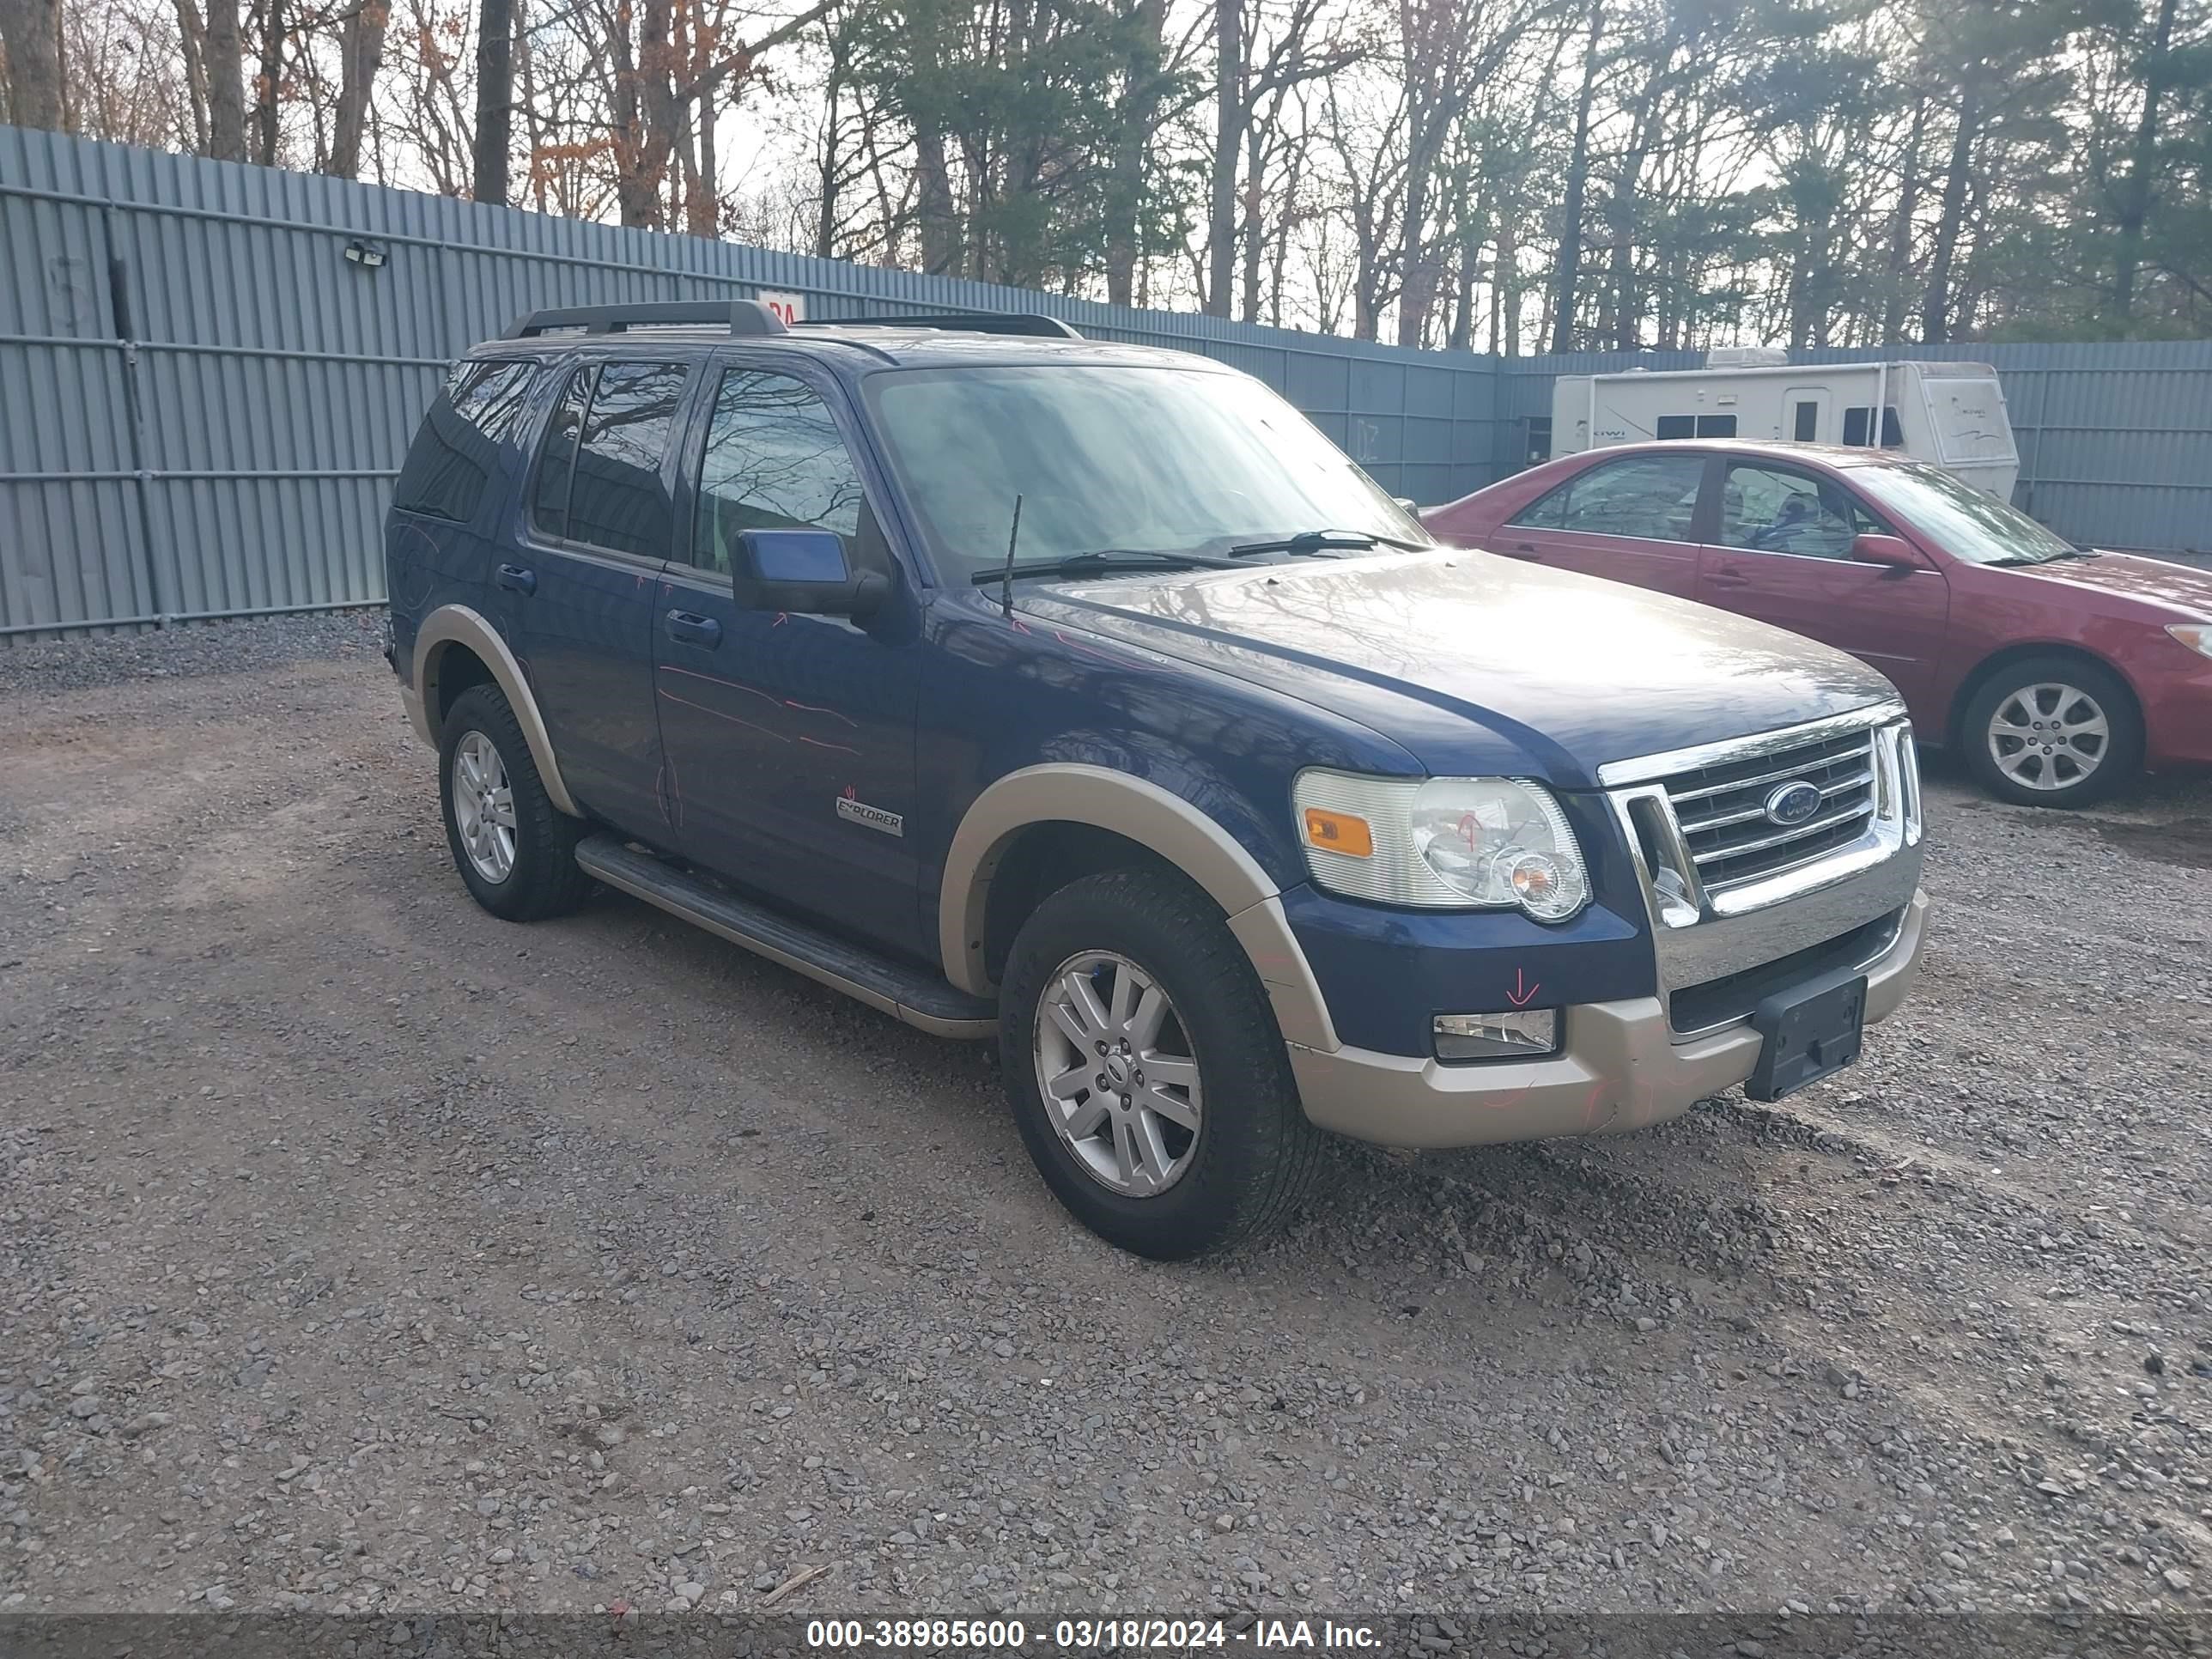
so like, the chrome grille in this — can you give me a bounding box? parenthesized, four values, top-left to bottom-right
(1662, 728, 1877, 894)
(1599, 704, 1923, 1031)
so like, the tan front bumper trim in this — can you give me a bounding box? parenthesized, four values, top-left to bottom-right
(1290, 888, 1928, 1149)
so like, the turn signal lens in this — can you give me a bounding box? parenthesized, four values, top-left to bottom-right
(1304, 806, 1374, 858)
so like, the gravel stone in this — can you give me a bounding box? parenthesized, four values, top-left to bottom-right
(2, 613, 2209, 1619)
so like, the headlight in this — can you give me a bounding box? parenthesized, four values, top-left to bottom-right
(2167, 623, 2212, 659)
(1291, 770, 1589, 921)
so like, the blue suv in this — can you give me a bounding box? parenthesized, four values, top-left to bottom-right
(386, 300, 1929, 1258)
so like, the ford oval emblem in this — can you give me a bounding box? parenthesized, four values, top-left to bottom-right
(1763, 781, 1824, 827)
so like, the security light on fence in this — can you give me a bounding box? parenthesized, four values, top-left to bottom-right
(343, 239, 388, 270)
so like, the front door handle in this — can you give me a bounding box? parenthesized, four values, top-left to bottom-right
(665, 610, 722, 647)
(1705, 570, 1752, 589)
(496, 562, 537, 595)
(1506, 542, 1542, 561)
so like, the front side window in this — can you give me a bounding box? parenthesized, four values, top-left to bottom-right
(693, 370, 866, 576)
(565, 362, 691, 557)
(864, 364, 1424, 580)
(1513, 453, 1704, 543)
(1719, 464, 1881, 559)
(392, 359, 538, 523)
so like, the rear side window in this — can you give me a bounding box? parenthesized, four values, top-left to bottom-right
(392, 360, 538, 523)
(531, 368, 592, 538)
(1510, 453, 1705, 543)
(566, 362, 691, 557)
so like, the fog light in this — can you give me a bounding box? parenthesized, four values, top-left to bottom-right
(1434, 1009, 1559, 1061)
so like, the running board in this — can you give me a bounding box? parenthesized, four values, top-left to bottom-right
(574, 835, 998, 1039)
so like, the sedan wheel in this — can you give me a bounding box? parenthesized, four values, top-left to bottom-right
(1985, 681, 2109, 793)
(1034, 950, 1202, 1197)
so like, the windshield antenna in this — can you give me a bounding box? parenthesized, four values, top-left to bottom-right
(999, 494, 1024, 618)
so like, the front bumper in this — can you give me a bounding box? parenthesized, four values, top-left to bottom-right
(1290, 887, 1927, 1148)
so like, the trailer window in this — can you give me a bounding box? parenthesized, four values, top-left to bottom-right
(1793, 401, 1819, 441)
(1655, 414, 1735, 440)
(1843, 405, 1904, 447)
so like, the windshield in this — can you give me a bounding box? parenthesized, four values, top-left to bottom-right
(864, 364, 1428, 580)
(1852, 461, 2080, 565)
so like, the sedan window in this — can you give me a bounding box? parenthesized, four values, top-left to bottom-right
(1510, 453, 1704, 543)
(1718, 464, 1881, 560)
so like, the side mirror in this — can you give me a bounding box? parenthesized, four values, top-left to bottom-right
(738, 529, 888, 618)
(1850, 532, 1923, 574)
(1393, 496, 1420, 514)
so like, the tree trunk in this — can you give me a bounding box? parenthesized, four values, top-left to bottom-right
(1921, 85, 1978, 344)
(2112, 0, 2178, 323)
(327, 0, 390, 178)
(1495, 211, 1518, 356)
(687, 82, 718, 237)
(1549, 0, 1603, 355)
(252, 0, 283, 165)
(0, 0, 64, 130)
(174, 0, 211, 151)
(1204, 0, 1243, 316)
(914, 124, 959, 275)
(1240, 119, 1266, 322)
(1881, 94, 1926, 343)
(471, 0, 513, 204)
(204, 0, 246, 159)
(1104, 0, 1167, 308)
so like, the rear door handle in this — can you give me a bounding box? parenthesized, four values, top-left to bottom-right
(496, 562, 537, 595)
(1705, 571, 1752, 589)
(1506, 542, 1542, 561)
(665, 610, 721, 647)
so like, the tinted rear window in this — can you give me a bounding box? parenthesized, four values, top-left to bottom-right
(392, 360, 538, 523)
(567, 362, 691, 557)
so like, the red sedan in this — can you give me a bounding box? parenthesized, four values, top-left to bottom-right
(1423, 440, 2212, 806)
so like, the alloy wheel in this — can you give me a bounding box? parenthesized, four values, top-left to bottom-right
(1986, 682, 2109, 793)
(1034, 951, 1203, 1197)
(452, 730, 518, 882)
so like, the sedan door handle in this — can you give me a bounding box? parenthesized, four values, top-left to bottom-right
(665, 610, 722, 647)
(1705, 571, 1752, 589)
(1506, 542, 1543, 561)
(496, 562, 537, 595)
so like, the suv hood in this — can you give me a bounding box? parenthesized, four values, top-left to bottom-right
(1022, 550, 1898, 787)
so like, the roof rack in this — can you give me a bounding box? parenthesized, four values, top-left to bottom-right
(502, 300, 788, 340)
(796, 312, 1083, 340)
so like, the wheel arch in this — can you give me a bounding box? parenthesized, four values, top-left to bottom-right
(1946, 641, 2144, 751)
(410, 605, 583, 818)
(939, 764, 1338, 1052)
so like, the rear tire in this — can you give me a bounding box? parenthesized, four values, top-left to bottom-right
(1960, 655, 2141, 808)
(999, 868, 1321, 1259)
(438, 683, 592, 921)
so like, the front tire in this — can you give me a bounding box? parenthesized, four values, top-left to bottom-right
(438, 683, 592, 921)
(999, 868, 1321, 1259)
(1960, 655, 2141, 807)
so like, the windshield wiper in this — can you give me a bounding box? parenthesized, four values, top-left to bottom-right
(971, 549, 1246, 585)
(1228, 527, 1425, 557)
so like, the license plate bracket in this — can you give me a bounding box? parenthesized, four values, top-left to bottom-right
(1745, 967, 1868, 1102)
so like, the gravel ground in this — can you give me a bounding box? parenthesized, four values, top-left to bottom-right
(2, 614, 2208, 1626)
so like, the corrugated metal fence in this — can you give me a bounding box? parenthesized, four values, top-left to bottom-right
(3, 125, 2207, 639)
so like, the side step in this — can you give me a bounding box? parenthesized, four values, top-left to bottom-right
(575, 835, 998, 1039)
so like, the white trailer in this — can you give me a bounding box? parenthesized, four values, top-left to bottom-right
(1547, 352, 2020, 499)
